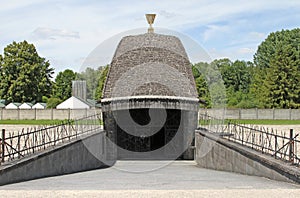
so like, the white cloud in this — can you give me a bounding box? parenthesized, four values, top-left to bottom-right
(237, 47, 255, 55)
(203, 25, 230, 42)
(32, 27, 80, 40)
(248, 32, 266, 40)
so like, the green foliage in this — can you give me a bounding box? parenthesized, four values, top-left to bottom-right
(42, 96, 48, 103)
(76, 67, 102, 99)
(0, 119, 67, 125)
(52, 69, 76, 100)
(95, 65, 109, 100)
(264, 44, 300, 108)
(46, 97, 62, 109)
(192, 62, 227, 108)
(0, 40, 54, 103)
(252, 28, 300, 108)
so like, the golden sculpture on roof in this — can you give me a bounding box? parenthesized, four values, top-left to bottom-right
(146, 14, 156, 33)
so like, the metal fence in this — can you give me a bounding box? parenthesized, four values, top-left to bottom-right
(0, 113, 103, 163)
(198, 113, 300, 166)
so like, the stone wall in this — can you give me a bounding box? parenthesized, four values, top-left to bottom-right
(0, 109, 102, 120)
(0, 108, 299, 120)
(200, 108, 300, 120)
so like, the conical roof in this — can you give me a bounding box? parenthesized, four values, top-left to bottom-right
(102, 33, 198, 100)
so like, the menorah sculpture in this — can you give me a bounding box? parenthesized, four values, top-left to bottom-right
(146, 14, 156, 33)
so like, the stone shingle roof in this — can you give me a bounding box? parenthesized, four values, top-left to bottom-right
(102, 33, 198, 100)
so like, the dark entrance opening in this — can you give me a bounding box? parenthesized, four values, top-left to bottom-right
(150, 127, 165, 151)
(114, 108, 182, 159)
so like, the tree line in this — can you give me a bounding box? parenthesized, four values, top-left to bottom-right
(193, 28, 300, 109)
(0, 28, 299, 108)
(0, 40, 109, 108)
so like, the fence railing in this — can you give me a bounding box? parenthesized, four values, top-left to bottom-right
(198, 113, 300, 166)
(0, 113, 103, 164)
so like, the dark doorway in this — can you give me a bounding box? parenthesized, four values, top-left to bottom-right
(150, 127, 165, 151)
(114, 108, 182, 159)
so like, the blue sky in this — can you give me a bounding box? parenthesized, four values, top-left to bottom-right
(1, 0, 300, 75)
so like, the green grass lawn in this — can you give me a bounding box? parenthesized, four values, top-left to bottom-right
(228, 119, 300, 125)
(199, 119, 300, 125)
(0, 119, 68, 125)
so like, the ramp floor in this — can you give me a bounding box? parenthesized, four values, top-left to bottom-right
(0, 161, 299, 190)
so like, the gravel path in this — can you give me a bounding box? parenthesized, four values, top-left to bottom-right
(0, 161, 299, 197)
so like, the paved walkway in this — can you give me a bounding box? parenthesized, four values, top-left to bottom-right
(0, 161, 299, 197)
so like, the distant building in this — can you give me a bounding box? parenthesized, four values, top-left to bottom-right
(32, 103, 47, 109)
(56, 96, 90, 109)
(72, 80, 87, 101)
(19, 102, 33, 109)
(5, 102, 22, 109)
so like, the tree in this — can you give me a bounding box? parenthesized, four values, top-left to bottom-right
(210, 59, 255, 108)
(254, 29, 300, 70)
(264, 44, 300, 108)
(95, 65, 109, 100)
(192, 62, 227, 108)
(77, 67, 102, 99)
(252, 28, 300, 108)
(52, 69, 76, 100)
(0, 41, 54, 103)
(46, 97, 62, 109)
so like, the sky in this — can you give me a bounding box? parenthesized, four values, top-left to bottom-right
(1, 0, 300, 76)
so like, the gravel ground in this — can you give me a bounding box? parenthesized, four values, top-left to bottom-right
(0, 189, 300, 198)
(0, 125, 300, 197)
(0, 161, 299, 197)
(1, 124, 299, 133)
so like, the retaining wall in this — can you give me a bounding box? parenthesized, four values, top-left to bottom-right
(195, 129, 300, 184)
(0, 130, 117, 186)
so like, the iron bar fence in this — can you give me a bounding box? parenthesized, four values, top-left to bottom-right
(198, 113, 300, 167)
(0, 113, 103, 164)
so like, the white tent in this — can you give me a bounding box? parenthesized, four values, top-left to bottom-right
(19, 103, 33, 109)
(5, 102, 21, 109)
(56, 96, 90, 109)
(32, 103, 47, 109)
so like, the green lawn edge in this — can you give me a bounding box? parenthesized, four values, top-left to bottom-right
(0, 120, 68, 125)
(199, 119, 300, 125)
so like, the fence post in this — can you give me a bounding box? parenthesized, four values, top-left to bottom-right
(274, 135, 278, 159)
(1, 129, 5, 163)
(255, 108, 258, 119)
(289, 129, 294, 163)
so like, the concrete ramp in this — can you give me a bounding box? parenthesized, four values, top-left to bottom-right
(195, 129, 300, 184)
(0, 131, 116, 186)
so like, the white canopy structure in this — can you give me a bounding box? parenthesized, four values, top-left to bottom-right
(19, 103, 33, 109)
(5, 103, 21, 109)
(56, 96, 90, 109)
(32, 103, 47, 109)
